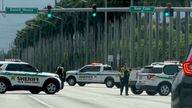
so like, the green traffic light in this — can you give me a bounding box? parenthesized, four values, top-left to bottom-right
(47, 13, 52, 18)
(92, 12, 97, 17)
(165, 12, 169, 17)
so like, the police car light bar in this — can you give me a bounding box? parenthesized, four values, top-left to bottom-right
(164, 60, 180, 64)
(4, 59, 21, 62)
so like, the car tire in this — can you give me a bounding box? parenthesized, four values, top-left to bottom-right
(131, 85, 143, 95)
(78, 82, 86, 86)
(29, 89, 41, 94)
(67, 77, 76, 86)
(44, 81, 59, 94)
(146, 90, 157, 96)
(158, 83, 171, 96)
(105, 79, 114, 88)
(0, 81, 7, 94)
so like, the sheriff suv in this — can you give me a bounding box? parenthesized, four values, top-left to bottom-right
(0, 60, 62, 94)
(66, 63, 120, 88)
(136, 61, 181, 96)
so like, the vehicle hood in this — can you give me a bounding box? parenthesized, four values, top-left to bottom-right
(40, 72, 59, 77)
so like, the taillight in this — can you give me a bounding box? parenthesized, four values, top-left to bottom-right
(183, 61, 192, 75)
(147, 74, 156, 80)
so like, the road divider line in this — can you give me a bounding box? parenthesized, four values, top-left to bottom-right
(28, 95, 55, 108)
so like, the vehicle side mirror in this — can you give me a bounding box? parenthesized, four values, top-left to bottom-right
(36, 69, 39, 72)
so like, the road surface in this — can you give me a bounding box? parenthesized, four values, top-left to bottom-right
(0, 84, 170, 108)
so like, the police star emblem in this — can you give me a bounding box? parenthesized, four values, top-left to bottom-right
(11, 75, 16, 80)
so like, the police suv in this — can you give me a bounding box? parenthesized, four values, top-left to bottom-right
(0, 60, 62, 94)
(136, 61, 181, 96)
(66, 63, 121, 88)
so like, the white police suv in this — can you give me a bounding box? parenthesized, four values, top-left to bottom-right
(136, 61, 181, 96)
(66, 63, 121, 88)
(0, 60, 62, 94)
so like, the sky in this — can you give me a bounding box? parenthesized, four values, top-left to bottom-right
(0, 0, 55, 52)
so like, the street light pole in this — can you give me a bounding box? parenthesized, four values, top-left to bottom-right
(52, 15, 63, 66)
(104, 0, 108, 64)
(26, 23, 41, 67)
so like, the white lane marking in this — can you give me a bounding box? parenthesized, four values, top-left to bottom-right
(28, 95, 55, 108)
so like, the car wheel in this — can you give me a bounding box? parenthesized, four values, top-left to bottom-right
(158, 83, 171, 96)
(29, 89, 41, 94)
(146, 90, 157, 96)
(67, 77, 76, 86)
(44, 82, 58, 94)
(0, 81, 7, 94)
(78, 82, 86, 86)
(105, 79, 114, 88)
(131, 85, 143, 95)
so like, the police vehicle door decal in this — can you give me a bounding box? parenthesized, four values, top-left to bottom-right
(77, 66, 100, 82)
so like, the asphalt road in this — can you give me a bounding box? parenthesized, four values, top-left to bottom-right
(0, 84, 170, 108)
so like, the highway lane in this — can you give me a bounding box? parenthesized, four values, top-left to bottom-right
(0, 84, 170, 108)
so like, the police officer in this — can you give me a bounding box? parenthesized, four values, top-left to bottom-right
(56, 64, 65, 89)
(120, 64, 131, 96)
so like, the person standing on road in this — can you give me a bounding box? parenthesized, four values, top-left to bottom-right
(119, 64, 131, 96)
(56, 64, 65, 89)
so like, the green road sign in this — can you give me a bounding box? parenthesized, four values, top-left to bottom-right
(129, 6, 155, 13)
(6, 7, 38, 14)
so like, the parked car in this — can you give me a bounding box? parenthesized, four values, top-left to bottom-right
(136, 61, 181, 96)
(66, 63, 120, 88)
(0, 60, 62, 94)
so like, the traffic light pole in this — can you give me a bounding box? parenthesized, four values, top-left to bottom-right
(104, 0, 108, 64)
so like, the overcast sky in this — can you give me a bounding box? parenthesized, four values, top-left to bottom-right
(0, 0, 55, 52)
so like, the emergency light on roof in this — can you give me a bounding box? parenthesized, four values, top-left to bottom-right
(91, 63, 103, 65)
(164, 60, 180, 64)
(4, 59, 21, 62)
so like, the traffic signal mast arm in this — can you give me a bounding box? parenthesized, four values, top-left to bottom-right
(0, 7, 192, 13)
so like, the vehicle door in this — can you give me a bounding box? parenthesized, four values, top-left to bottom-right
(5, 64, 26, 86)
(77, 66, 101, 82)
(100, 66, 114, 82)
(163, 65, 179, 82)
(20, 64, 42, 87)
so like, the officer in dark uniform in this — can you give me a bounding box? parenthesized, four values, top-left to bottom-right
(120, 64, 131, 96)
(56, 64, 65, 89)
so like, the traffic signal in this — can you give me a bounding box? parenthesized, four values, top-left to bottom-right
(47, 5, 52, 18)
(164, 3, 174, 17)
(92, 4, 97, 17)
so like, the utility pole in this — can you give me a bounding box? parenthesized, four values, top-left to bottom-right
(185, 12, 189, 59)
(104, 0, 108, 64)
(176, 11, 180, 61)
(130, 0, 134, 68)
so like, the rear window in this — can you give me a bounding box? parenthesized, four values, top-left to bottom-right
(103, 66, 112, 71)
(142, 67, 162, 73)
(80, 66, 101, 72)
(6, 64, 21, 71)
(163, 65, 179, 75)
